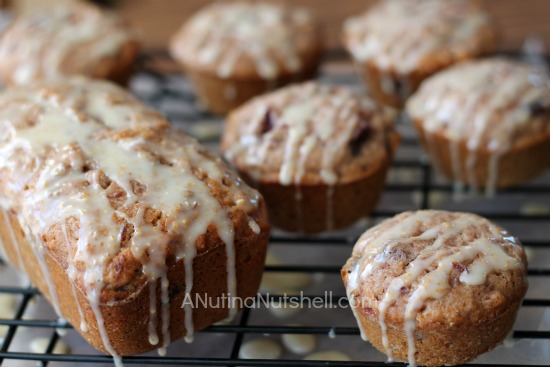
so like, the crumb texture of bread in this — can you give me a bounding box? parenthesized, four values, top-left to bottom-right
(0, 2, 138, 85)
(407, 58, 550, 195)
(0, 78, 269, 362)
(221, 82, 398, 232)
(342, 210, 528, 366)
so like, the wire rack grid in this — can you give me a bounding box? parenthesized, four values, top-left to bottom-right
(1, 51, 550, 367)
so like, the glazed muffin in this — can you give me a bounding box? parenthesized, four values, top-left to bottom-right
(342, 210, 528, 366)
(407, 58, 550, 197)
(221, 82, 399, 233)
(169, 1, 322, 115)
(342, 0, 496, 108)
(0, 2, 138, 86)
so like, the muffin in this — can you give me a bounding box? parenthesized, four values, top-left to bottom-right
(407, 58, 550, 197)
(221, 82, 399, 233)
(342, 0, 496, 108)
(169, 1, 322, 115)
(342, 210, 528, 366)
(0, 2, 139, 86)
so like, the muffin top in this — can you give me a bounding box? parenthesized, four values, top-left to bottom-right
(169, 1, 320, 80)
(343, 210, 527, 330)
(0, 77, 267, 301)
(222, 82, 397, 185)
(407, 58, 550, 152)
(342, 0, 495, 73)
(0, 2, 137, 85)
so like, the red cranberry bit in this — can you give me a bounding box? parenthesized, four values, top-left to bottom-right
(349, 119, 372, 156)
(528, 100, 550, 118)
(259, 108, 276, 134)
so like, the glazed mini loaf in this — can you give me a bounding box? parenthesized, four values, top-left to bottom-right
(342, 0, 496, 108)
(221, 82, 399, 233)
(169, 1, 322, 115)
(0, 2, 139, 86)
(0, 78, 269, 363)
(342, 210, 527, 366)
(407, 58, 550, 197)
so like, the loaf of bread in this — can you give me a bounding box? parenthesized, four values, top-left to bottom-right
(0, 78, 270, 364)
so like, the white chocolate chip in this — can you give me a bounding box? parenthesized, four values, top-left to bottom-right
(30, 336, 70, 354)
(282, 332, 316, 355)
(268, 289, 302, 319)
(520, 202, 550, 216)
(303, 350, 352, 361)
(239, 338, 282, 359)
(260, 254, 311, 293)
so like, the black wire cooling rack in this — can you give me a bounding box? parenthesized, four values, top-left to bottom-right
(1, 51, 550, 367)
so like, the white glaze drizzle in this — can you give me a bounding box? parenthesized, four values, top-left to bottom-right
(1, 210, 26, 271)
(345, 211, 524, 367)
(0, 213, 7, 261)
(407, 58, 550, 197)
(344, 0, 493, 74)
(0, 3, 136, 85)
(0, 78, 260, 363)
(64, 224, 88, 332)
(171, 2, 315, 80)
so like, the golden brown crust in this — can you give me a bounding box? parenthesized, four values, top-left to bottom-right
(0, 206, 269, 355)
(0, 2, 139, 86)
(246, 140, 396, 233)
(184, 58, 319, 115)
(355, 301, 521, 366)
(342, 210, 528, 366)
(413, 117, 550, 189)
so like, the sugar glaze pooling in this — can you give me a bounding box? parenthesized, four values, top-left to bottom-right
(0, 78, 261, 366)
(345, 211, 524, 367)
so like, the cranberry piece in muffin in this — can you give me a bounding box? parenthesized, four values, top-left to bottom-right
(169, 1, 322, 115)
(342, 210, 527, 366)
(221, 82, 399, 233)
(407, 58, 550, 197)
(342, 0, 496, 108)
(0, 2, 139, 86)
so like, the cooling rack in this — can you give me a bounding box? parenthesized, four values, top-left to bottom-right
(1, 51, 550, 367)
